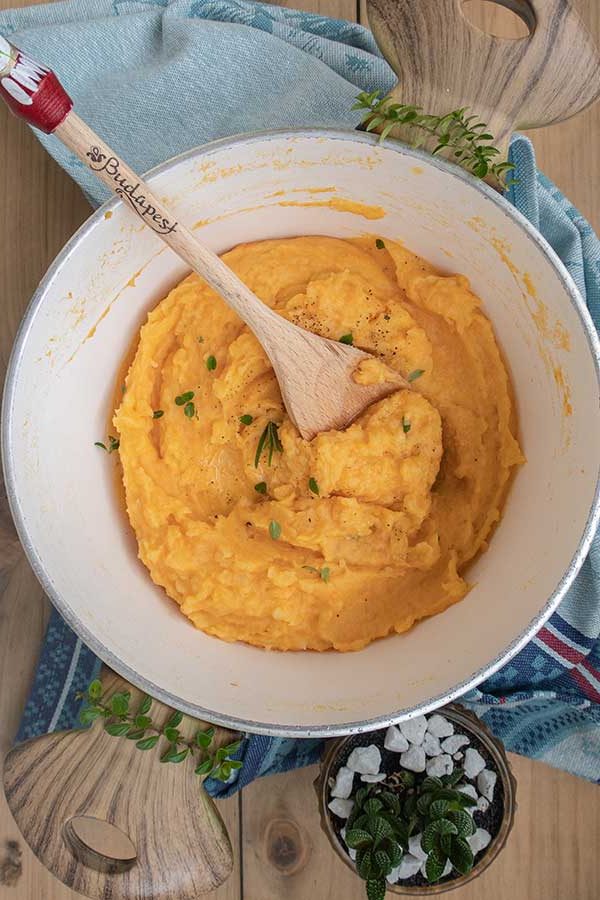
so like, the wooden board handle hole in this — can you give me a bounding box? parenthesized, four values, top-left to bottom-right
(63, 816, 137, 875)
(461, 0, 534, 38)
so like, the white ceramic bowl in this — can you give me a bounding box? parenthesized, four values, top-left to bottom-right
(3, 131, 599, 736)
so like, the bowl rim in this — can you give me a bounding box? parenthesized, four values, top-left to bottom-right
(3, 127, 600, 737)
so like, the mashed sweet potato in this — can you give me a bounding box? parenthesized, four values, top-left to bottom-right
(114, 236, 522, 651)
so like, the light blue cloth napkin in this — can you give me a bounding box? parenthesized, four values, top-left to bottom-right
(4, 0, 600, 793)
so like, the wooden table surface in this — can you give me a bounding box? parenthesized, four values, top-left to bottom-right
(0, 1, 598, 898)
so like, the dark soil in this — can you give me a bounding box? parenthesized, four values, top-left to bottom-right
(327, 716, 505, 889)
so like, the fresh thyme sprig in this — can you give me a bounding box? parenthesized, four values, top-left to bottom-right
(95, 435, 120, 453)
(255, 420, 283, 467)
(76, 679, 243, 783)
(353, 91, 515, 186)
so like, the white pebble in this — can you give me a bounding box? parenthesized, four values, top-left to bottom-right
(477, 796, 490, 813)
(464, 748, 486, 779)
(426, 753, 453, 777)
(328, 797, 354, 819)
(453, 751, 464, 761)
(458, 783, 478, 800)
(400, 745, 426, 773)
(468, 827, 492, 855)
(420, 858, 452, 878)
(440, 734, 470, 754)
(426, 714, 454, 738)
(477, 769, 497, 801)
(361, 772, 387, 783)
(399, 715, 428, 745)
(331, 766, 354, 799)
(384, 725, 409, 753)
(346, 744, 381, 775)
(408, 833, 427, 860)
(397, 853, 422, 879)
(422, 732, 442, 757)
(386, 864, 402, 884)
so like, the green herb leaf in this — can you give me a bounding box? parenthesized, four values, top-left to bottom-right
(88, 680, 103, 701)
(440, 832, 454, 857)
(94, 442, 107, 451)
(240, 414, 254, 425)
(269, 520, 281, 540)
(196, 727, 215, 749)
(79, 707, 103, 725)
(353, 92, 515, 187)
(110, 692, 130, 717)
(320, 566, 330, 583)
(254, 481, 267, 494)
(363, 798, 383, 818)
(195, 758, 214, 776)
(160, 745, 189, 764)
(444, 768, 464, 788)
(402, 416, 411, 434)
(371, 817, 393, 847)
(184, 401, 195, 418)
(421, 776, 443, 792)
(138, 695, 152, 716)
(422, 819, 458, 852)
(153, 410, 164, 419)
(449, 836, 474, 875)
(425, 849, 447, 883)
(387, 841, 402, 868)
(366, 878, 386, 900)
(375, 238, 385, 250)
(223, 740, 242, 755)
(339, 333, 354, 345)
(175, 391, 194, 406)
(308, 477, 320, 495)
(407, 369, 425, 383)
(134, 715, 152, 729)
(166, 711, 183, 728)
(108, 436, 120, 453)
(255, 421, 283, 467)
(357, 848, 373, 880)
(429, 799, 451, 819)
(136, 735, 160, 751)
(448, 810, 475, 838)
(206, 355, 217, 371)
(345, 828, 372, 849)
(416, 793, 433, 815)
(105, 722, 131, 737)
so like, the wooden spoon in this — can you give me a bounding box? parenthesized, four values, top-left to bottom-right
(0, 38, 404, 441)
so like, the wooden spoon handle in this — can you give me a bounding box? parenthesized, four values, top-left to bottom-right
(0, 38, 281, 339)
(366, 0, 600, 154)
(3, 670, 235, 899)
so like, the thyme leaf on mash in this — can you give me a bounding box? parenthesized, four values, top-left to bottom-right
(240, 414, 254, 426)
(175, 390, 194, 406)
(77, 678, 243, 783)
(255, 420, 283, 468)
(153, 410, 164, 419)
(402, 416, 411, 434)
(407, 369, 425, 383)
(94, 435, 120, 453)
(269, 520, 282, 540)
(375, 238, 386, 250)
(308, 477, 320, 495)
(302, 565, 330, 583)
(254, 481, 267, 494)
(206, 355, 217, 371)
(339, 333, 354, 345)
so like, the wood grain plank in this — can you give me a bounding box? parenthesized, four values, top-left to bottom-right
(240, 755, 600, 900)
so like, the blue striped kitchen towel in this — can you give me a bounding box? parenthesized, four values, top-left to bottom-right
(3, 0, 599, 794)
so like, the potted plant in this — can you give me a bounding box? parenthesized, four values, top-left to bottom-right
(317, 705, 516, 898)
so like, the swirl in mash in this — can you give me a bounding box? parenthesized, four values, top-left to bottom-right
(114, 237, 523, 651)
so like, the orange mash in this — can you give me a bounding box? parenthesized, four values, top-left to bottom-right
(114, 237, 522, 651)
